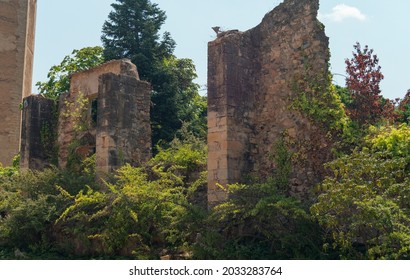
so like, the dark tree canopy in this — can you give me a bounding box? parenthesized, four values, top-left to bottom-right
(101, 0, 205, 148)
(101, 0, 175, 80)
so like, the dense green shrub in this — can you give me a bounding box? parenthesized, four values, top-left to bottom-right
(54, 135, 207, 259)
(311, 124, 410, 259)
(194, 181, 324, 260)
(0, 157, 98, 259)
(193, 138, 324, 260)
(0, 168, 67, 258)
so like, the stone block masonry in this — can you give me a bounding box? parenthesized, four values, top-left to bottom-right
(0, 0, 36, 166)
(20, 59, 152, 174)
(207, 0, 333, 206)
(96, 72, 151, 173)
(20, 95, 56, 170)
(57, 59, 152, 174)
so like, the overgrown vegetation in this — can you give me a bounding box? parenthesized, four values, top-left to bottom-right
(0, 133, 206, 259)
(194, 137, 325, 260)
(311, 125, 410, 259)
(36, 46, 104, 100)
(13, 0, 410, 260)
(101, 0, 206, 147)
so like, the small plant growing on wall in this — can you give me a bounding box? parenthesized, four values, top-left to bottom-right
(62, 91, 96, 171)
(62, 91, 92, 133)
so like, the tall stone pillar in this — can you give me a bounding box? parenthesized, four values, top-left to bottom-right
(207, 0, 332, 207)
(96, 73, 152, 174)
(0, 0, 37, 166)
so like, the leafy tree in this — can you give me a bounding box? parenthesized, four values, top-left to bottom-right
(335, 85, 353, 108)
(151, 57, 207, 145)
(56, 135, 207, 259)
(101, 0, 205, 147)
(36, 46, 104, 100)
(345, 42, 385, 125)
(101, 0, 175, 80)
(311, 125, 410, 259)
(0, 157, 98, 259)
(397, 90, 410, 124)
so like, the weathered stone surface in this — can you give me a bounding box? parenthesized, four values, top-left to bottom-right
(96, 72, 151, 173)
(0, 0, 36, 166)
(208, 0, 332, 206)
(57, 59, 151, 174)
(20, 95, 56, 170)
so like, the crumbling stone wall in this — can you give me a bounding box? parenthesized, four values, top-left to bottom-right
(20, 95, 56, 170)
(208, 0, 332, 205)
(0, 0, 36, 166)
(96, 72, 151, 173)
(57, 59, 151, 174)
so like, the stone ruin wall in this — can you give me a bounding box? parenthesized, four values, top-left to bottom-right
(208, 0, 333, 205)
(20, 94, 55, 170)
(20, 59, 152, 174)
(0, 0, 36, 166)
(58, 59, 151, 172)
(13, 0, 333, 210)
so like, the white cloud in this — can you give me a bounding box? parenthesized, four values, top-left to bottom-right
(321, 4, 367, 22)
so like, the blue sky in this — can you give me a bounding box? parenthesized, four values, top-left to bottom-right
(33, 0, 410, 99)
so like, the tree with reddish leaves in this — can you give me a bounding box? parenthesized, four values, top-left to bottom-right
(345, 42, 385, 125)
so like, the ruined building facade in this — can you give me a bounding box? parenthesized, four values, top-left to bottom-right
(207, 0, 333, 205)
(20, 60, 152, 174)
(8, 0, 333, 209)
(0, 0, 36, 166)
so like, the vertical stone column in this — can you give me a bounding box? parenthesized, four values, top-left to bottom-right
(0, 0, 37, 166)
(207, 32, 255, 207)
(96, 73, 151, 174)
(207, 0, 331, 207)
(20, 95, 56, 170)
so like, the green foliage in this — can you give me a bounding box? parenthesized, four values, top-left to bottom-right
(195, 181, 323, 259)
(0, 157, 98, 259)
(335, 85, 353, 108)
(292, 67, 351, 138)
(101, 0, 206, 148)
(0, 169, 68, 256)
(1, 129, 206, 259)
(311, 125, 410, 259)
(36, 46, 104, 100)
(62, 91, 92, 133)
(366, 124, 410, 161)
(0, 154, 21, 177)
(272, 137, 293, 192)
(101, 0, 175, 80)
(54, 134, 206, 259)
(397, 90, 410, 124)
(151, 57, 206, 146)
(57, 166, 185, 258)
(151, 124, 207, 173)
(194, 138, 323, 259)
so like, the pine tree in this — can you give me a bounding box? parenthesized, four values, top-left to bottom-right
(101, 0, 206, 148)
(101, 0, 175, 80)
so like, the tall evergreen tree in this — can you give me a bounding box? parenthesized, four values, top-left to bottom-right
(101, 0, 175, 80)
(101, 0, 206, 148)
